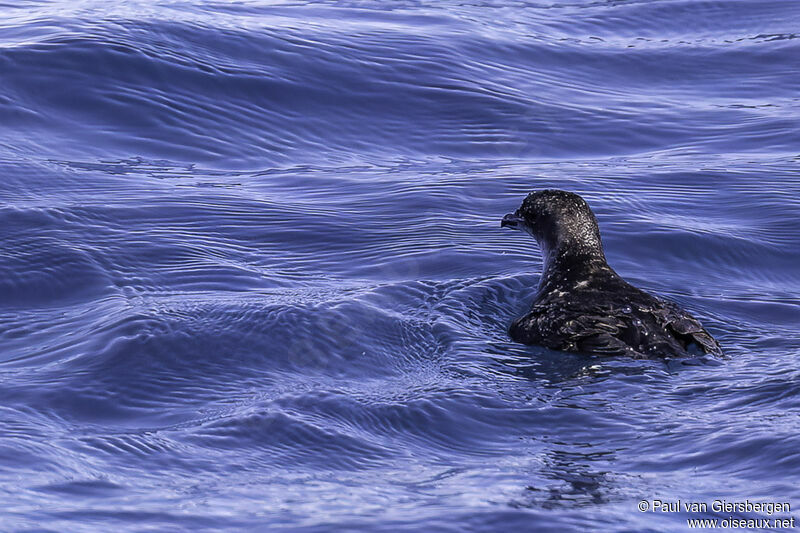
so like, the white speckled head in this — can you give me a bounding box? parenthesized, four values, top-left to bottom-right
(503, 190, 605, 262)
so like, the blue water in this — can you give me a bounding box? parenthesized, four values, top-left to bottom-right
(2, 1, 799, 531)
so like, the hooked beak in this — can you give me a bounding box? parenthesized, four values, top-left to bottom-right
(501, 211, 524, 230)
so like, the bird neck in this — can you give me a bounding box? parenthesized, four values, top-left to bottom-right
(537, 241, 609, 292)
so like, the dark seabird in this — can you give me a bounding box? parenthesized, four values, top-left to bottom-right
(501, 190, 721, 358)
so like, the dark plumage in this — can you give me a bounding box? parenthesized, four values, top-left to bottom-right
(501, 190, 721, 358)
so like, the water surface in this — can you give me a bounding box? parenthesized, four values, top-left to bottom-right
(1, 1, 799, 531)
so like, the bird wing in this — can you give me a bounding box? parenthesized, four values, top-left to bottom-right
(510, 303, 645, 357)
(564, 312, 647, 358)
(650, 300, 723, 356)
(510, 297, 721, 358)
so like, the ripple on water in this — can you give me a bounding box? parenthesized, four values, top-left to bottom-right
(1, 0, 800, 531)
(0, 212, 115, 308)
